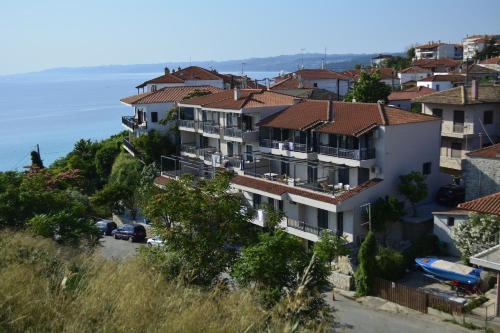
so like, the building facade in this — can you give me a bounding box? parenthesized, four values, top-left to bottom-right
(463, 143, 500, 200)
(415, 42, 463, 60)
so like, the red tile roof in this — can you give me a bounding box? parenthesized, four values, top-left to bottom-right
(418, 74, 465, 82)
(258, 100, 438, 136)
(388, 86, 435, 101)
(271, 77, 314, 89)
(466, 143, 500, 159)
(231, 175, 382, 205)
(458, 192, 500, 216)
(412, 59, 460, 70)
(480, 56, 500, 65)
(275, 69, 350, 82)
(400, 66, 431, 74)
(136, 66, 224, 88)
(179, 89, 297, 110)
(120, 86, 222, 105)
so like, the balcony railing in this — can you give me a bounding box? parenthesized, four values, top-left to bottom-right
(179, 119, 196, 129)
(122, 116, 143, 130)
(286, 218, 325, 236)
(260, 139, 310, 152)
(202, 122, 220, 135)
(453, 123, 464, 133)
(318, 146, 375, 160)
(224, 126, 243, 138)
(224, 155, 243, 169)
(180, 144, 198, 155)
(123, 137, 140, 156)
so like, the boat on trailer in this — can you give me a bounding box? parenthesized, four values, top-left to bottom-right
(415, 257, 481, 286)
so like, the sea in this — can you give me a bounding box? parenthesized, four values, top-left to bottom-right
(0, 71, 276, 171)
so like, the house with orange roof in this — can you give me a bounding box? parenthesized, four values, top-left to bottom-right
(414, 42, 463, 60)
(463, 34, 500, 61)
(158, 94, 446, 244)
(388, 86, 434, 110)
(272, 69, 352, 97)
(417, 74, 466, 91)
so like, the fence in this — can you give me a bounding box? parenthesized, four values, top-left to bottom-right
(372, 277, 464, 315)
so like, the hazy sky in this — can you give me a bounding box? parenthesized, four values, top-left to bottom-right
(1, 0, 499, 75)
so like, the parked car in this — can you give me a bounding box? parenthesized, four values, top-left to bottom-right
(146, 236, 165, 247)
(95, 220, 117, 236)
(436, 185, 465, 207)
(111, 224, 146, 242)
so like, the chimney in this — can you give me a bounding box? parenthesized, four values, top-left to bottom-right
(471, 80, 478, 100)
(234, 88, 240, 101)
(326, 99, 333, 122)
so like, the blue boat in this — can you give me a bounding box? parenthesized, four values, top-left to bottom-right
(415, 257, 482, 286)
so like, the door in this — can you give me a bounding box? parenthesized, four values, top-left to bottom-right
(317, 209, 329, 230)
(358, 168, 369, 184)
(338, 167, 350, 185)
(336, 212, 344, 236)
(307, 165, 318, 184)
(453, 110, 464, 133)
(227, 142, 233, 157)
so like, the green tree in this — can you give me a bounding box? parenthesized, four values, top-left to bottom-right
(313, 230, 350, 268)
(145, 174, 253, 286)
(399, 171, 428, 216)
(344, 71, 391, 103)
(454, 213, 500, 259)
(95, 141, 120, 180)
(262, 203, 284, 232)
(355, 231, 377, 296)
(28, 210, 100, 246)
(474, 37, 500, 61)
(406, 47, 416, 60)
(132, 130, 175, 164)
(30, 151, 44, 169)
(370, 196, 405, 240)
(375, 247, 406, 281)
(0, 172, 24, 227)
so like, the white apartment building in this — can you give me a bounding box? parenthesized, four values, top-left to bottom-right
(417, 74, 466, 91)
(398, 66, 432, 84)
(273, 69, 351, 97)
(136, 66, 226, 93)
(415, 83, 500, 172)
(159, 92, 445, 245)
(414, 42, 463, 60)
(463, 34, 500, 61)
(119, 86, 221, 154)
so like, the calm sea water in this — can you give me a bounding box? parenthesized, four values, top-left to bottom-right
(0, 71, 276, 171)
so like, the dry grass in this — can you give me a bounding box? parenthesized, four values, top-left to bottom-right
(0, 232, 328, 333)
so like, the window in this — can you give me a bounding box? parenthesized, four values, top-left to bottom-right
(150, 84, 157, 92)
(313, 82, 318, 88)
(151, 112, 158, 123)
(447, 217, 455, 227)
(336, 212, 343, 236)
(268, 197, 275, 209)
(453, 110, 465, 133)
(484, 110, 493, 125)
(278, 200, 283, 212)
(451, 142, 462, 158)
(422, 162, 432, 175)
(253, 194, 261, 209)
(432, 108, 443, 118)
(436, 84, 440, 91)
(318, 209, 329, 230)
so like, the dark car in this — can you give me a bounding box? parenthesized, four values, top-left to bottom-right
(111, 224, 146, 242)
(436, 185, 465, 207)
(96, 220, 118, 236)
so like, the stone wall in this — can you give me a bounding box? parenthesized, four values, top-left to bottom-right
(463, 157, 500, 201)
(329, 271, 354, 291)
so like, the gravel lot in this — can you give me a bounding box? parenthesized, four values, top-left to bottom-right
(97, 235, 145, 260)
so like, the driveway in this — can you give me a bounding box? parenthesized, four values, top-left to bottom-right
(97, 236, 145, 260)
(329, 293, 473, 333)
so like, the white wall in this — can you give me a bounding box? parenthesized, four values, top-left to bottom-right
(433, 213, 469, 256)
(399, 71, 431, 84)
(302, 78, 350, 96)
(417, 80, 453, 91)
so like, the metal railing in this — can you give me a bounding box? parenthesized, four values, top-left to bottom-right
(122, 116, 142, 130)
(287, 218, 325, 236)
(179, 119, 196, 129)
(202, 122, 220, 135)
(453, 123, 464, 133)
(260, 139, 310, 152)
(224, 155, 243, 169)
(180, 144, 198, 155)
(224, 126, 243, 138)
(318, 146, 375, 160)
(123, 137, 140, 156)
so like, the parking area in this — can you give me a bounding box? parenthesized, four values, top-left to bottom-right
(97, 235, 145, 260)
(399, 268, 464, 299)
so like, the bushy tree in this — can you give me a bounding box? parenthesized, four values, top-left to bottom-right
(454, 213, 500, 259)
(313, 230, 350, 268)
(344, 71, 391, 103)
(0, 172, 24, 227)
(355, 231, 377, 296)
(474, 37, 500, 61)
(370, 196, 405, 240)
(399, 171, 428, 216)
(132, 130, 175, 164)
(144, 174, 253, 286)
(375, 247, 406, 281)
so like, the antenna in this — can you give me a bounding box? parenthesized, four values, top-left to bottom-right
(300, 48, 305, 69)
(241, 62, 246, 76)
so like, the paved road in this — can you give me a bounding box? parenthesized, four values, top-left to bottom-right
(329, 293, 473, 333)
(97, 235, 144, 260)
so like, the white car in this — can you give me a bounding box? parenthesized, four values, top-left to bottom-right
(146, 236, 165, 247)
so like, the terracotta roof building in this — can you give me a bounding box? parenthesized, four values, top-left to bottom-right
(388, 86, 435, 109)
(136, 66, 226, 91)
(458, 192, 500, 216)
(121, 86, 222, 105)
(272, 69, 351, 96)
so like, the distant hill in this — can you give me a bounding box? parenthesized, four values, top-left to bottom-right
(9, 52, 402, 76)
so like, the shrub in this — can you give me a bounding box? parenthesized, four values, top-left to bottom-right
(376, 247, 406, 281)
(355, 231, 377, 296)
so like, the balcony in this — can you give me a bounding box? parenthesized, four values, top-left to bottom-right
(223, 127, 259, 142)
(202, 122, 221, 136)
(286, 218, 326, 241)
(122, 137, 140, 157)
(318, 146, 375, 160)
(179, 119, 197, 130)
(122, 116, 145, 131)
(260, 139, 311, 153)
(180, 143, 198, 156)
(453, 123, 464, 133)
